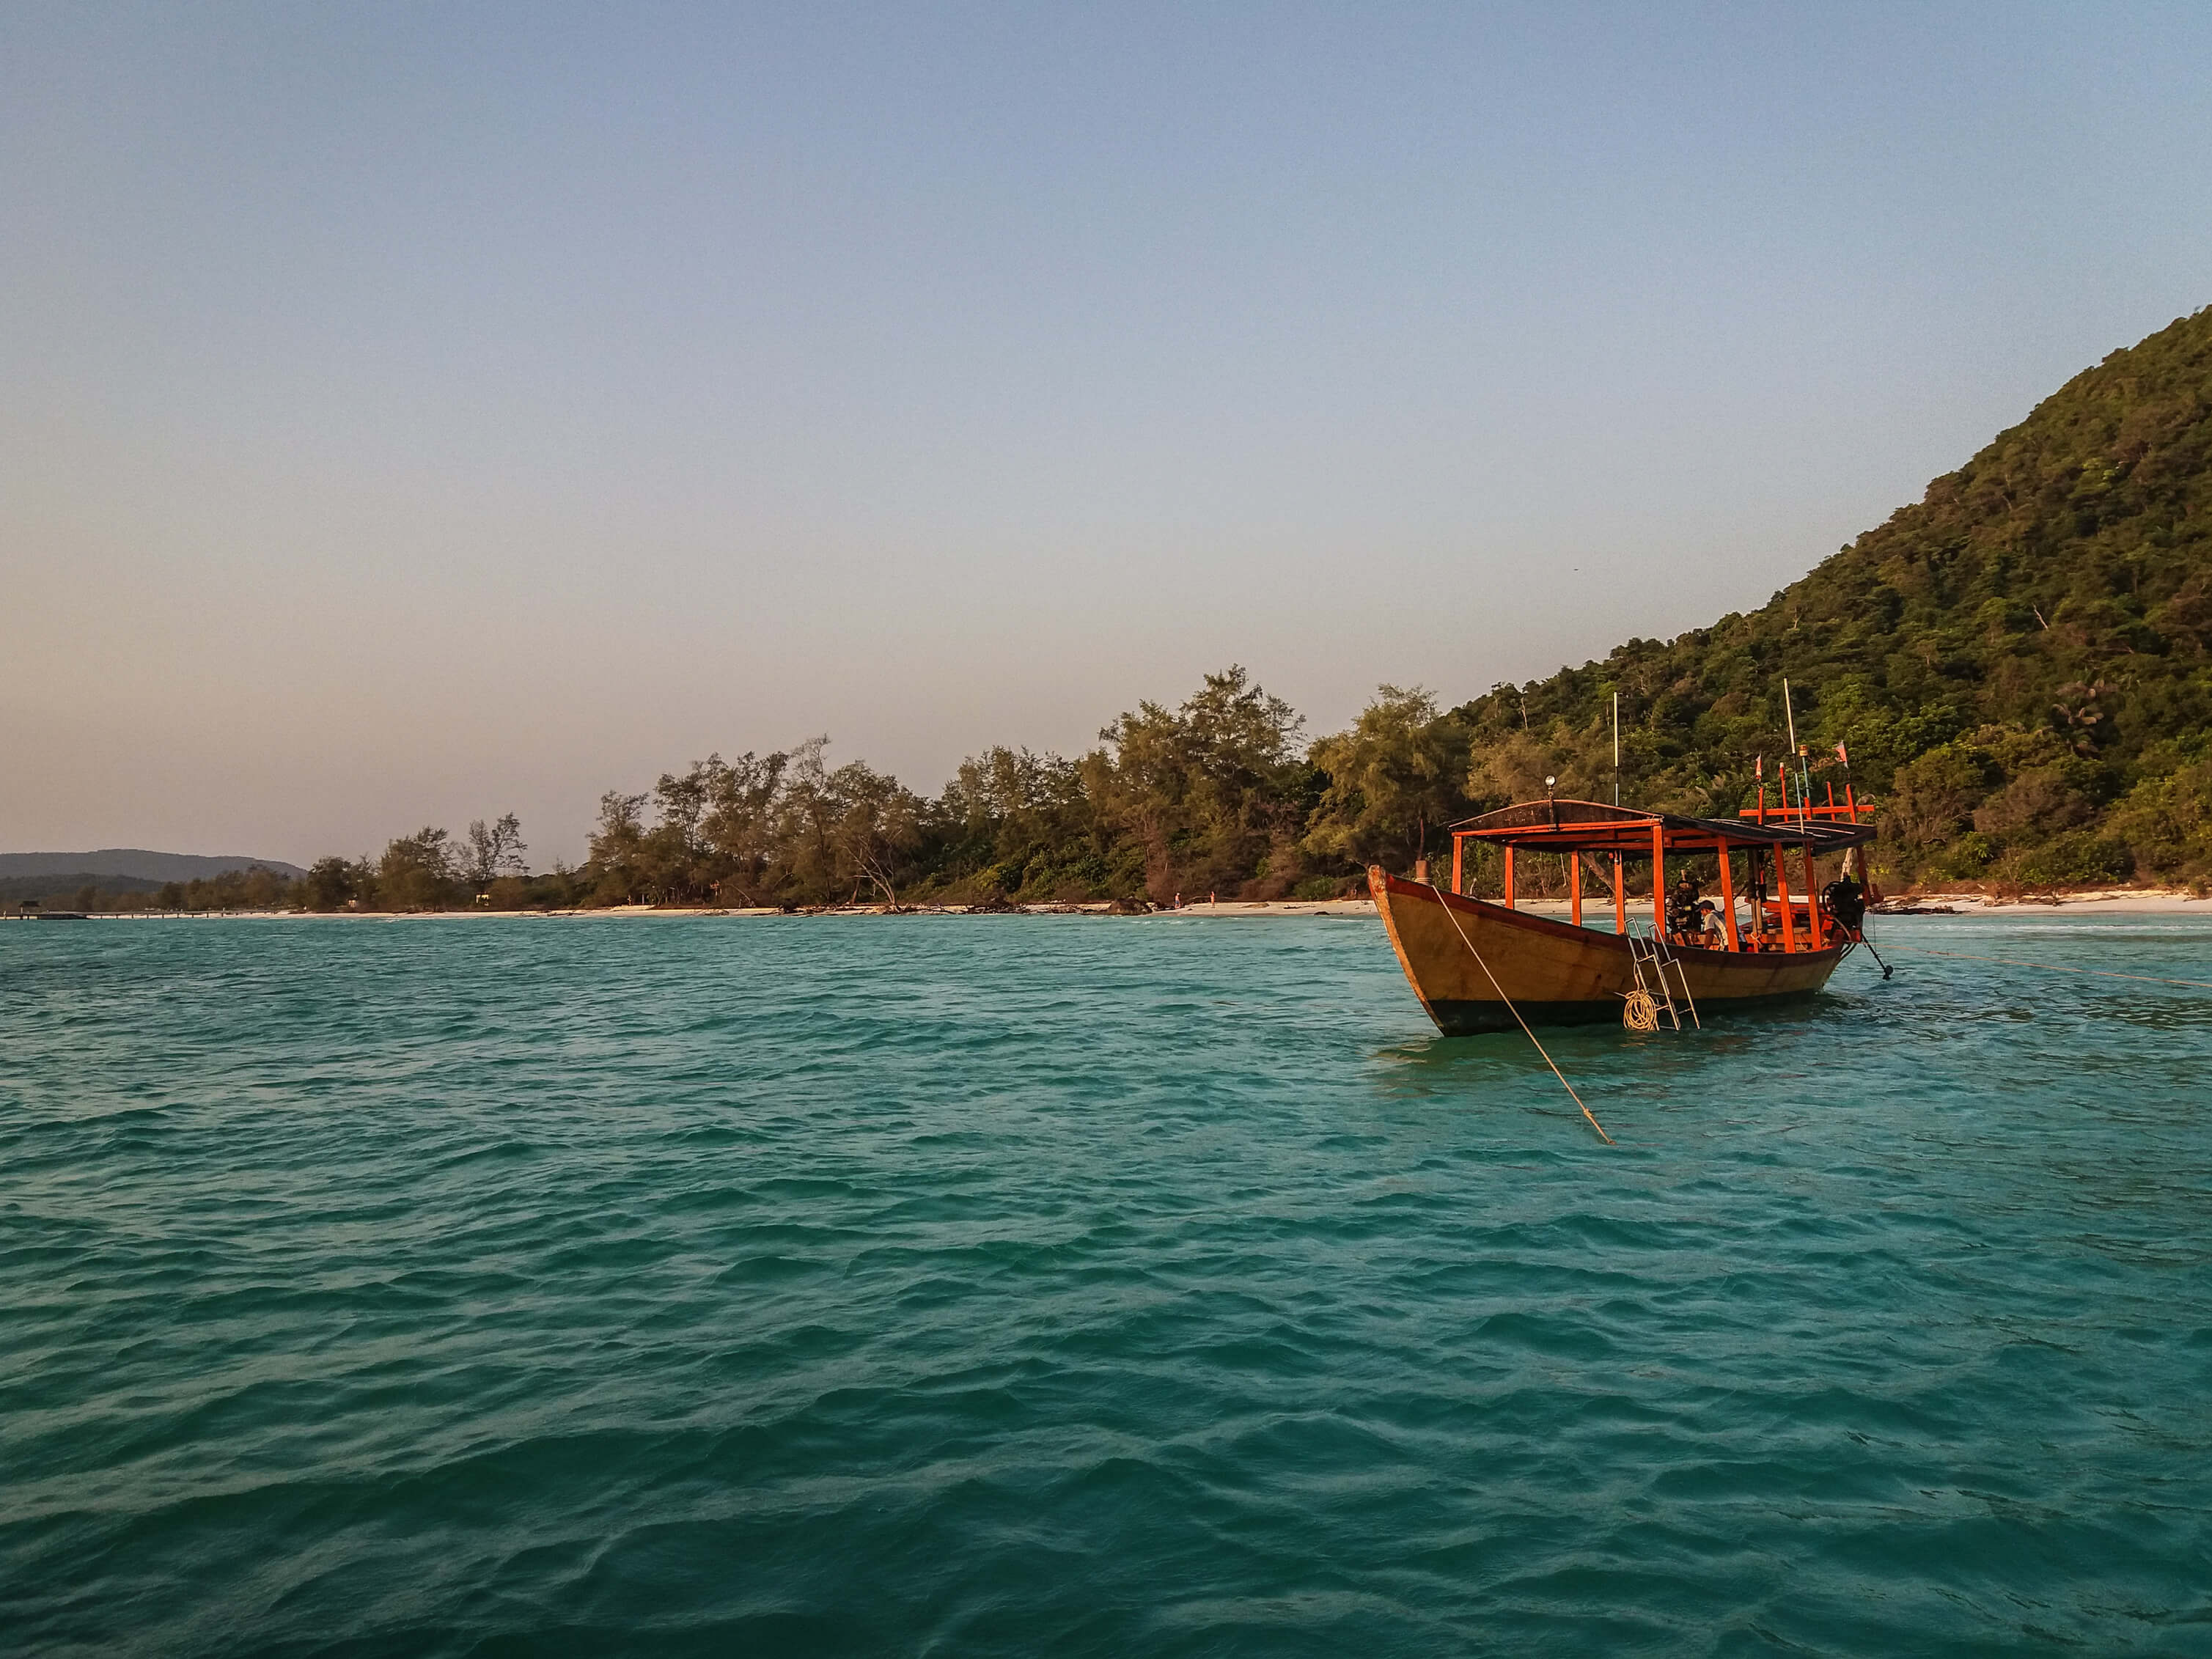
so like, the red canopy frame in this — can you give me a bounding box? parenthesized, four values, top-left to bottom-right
(1444, 798, 1876, 954)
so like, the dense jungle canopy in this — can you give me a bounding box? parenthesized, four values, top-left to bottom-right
(40, 309, 2211, 913)
(1458, 304, 2212, 893)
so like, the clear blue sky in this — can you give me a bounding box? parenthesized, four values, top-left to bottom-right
(7, 2, 2210, 863)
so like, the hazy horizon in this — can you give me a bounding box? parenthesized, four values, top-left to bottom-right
(8, 4, 2211, 866)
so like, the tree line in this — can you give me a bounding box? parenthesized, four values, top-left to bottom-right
(296, 668, 1441, 911)
(34, 308, 2212, 915)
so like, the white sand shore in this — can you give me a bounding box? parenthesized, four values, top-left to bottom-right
(1882, 889, 2211, 913)
(52, 887, 2212, 922)
(1136, 900, 1377, 918)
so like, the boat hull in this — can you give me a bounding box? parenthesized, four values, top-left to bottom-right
(1369, 867, 1850, 1035)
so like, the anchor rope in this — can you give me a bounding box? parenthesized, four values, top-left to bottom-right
(1878, 943, 2212, 991)
(1427, 884, 1614, 1144)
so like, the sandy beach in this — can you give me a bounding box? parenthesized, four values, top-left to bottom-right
(39, 887, 2212, 922)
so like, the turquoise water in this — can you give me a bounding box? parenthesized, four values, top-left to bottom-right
(4, 911, 2211, 1656)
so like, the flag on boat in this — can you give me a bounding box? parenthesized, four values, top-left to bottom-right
(1836, 742, 1850, 764)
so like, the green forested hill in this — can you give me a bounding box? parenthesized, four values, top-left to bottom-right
(1452, 306, 2212, 890)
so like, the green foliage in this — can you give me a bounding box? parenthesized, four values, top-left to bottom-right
(2105, 752, 2212, 886)
(1304, 687, 1472, 869)
(551, 669, 1315, 908)
(4, 867, 304, 913)
(1, 872, 163, 907)
(378, 828, 459, 911)
(928, 746, 1108, 902)
(1091, 667, 1314, 901)
(460, 815, 527, 889)
(302, 856, 367, 911)
(575, 740, 935, 908)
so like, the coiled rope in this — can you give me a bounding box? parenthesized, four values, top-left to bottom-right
(1879, 943, 2212, 990)
(1622, 988, 1661, 1032)
(1427, 885, 1614, 1144)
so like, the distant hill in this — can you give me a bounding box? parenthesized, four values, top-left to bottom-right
(0, 850, 307, 882)
(1456, 306, 2212, 890)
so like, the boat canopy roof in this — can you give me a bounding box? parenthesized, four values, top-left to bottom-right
(1448, 798, 1876, 857)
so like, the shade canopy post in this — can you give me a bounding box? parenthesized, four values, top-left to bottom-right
(1775, 845, 1797, 952)
(1803, 844, 1823, 948)
(1716, 840, 1740, 950)
(1612, 855, 1625, 934)
(1503, 847, 1515, 909)
(1650, 821, 1665, 936)
(1570, 849, 1582, 927)
(1451, 834, 1464, 897)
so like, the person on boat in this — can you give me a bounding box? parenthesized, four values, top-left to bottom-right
(1666, 875, 1703, 942)
(1697, 899, 1724, 943)
(1822, 872, 1867, 938)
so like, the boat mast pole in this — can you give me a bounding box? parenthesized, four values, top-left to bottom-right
(1613, 693, 1625, 922)
(1783, 678, 1820, 937)
(1783, 679, 1815, 827)
(1782, 678, 1799, 824)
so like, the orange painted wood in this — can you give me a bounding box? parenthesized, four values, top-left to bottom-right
(1717, 843, 1740, 951)
(1775, 846, 1798, 952)
(1650, 822, 1665, 935)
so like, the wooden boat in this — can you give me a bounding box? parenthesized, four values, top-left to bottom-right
(1370, 798, 1878, 1035)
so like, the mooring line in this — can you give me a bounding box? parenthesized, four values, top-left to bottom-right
(1879, 943, 2212, 991)
(1427, 884, 1614, 1144)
